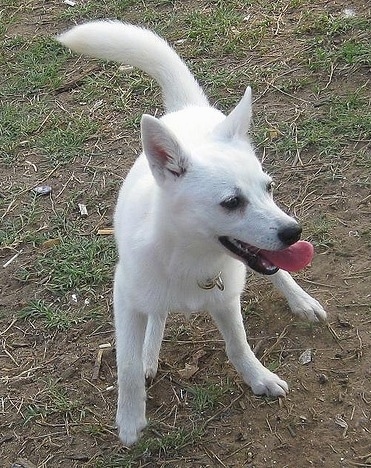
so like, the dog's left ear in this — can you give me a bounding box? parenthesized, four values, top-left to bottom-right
(141, 114, 189, 183)
(213, 87, 252, 140)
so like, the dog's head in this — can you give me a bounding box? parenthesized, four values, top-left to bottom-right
(141, 88, 312, 275)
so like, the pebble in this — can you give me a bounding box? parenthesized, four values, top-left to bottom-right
(318, 373, 329, 384)
(33, 185, 52, 196)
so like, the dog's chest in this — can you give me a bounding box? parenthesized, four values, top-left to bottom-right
(166, 268, 244, 314)
(168, 280, 222, 314)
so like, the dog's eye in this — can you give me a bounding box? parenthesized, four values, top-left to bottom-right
(267, 181, 276, 193)
(221, 196, 243, 210)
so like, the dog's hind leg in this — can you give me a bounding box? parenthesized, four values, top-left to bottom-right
(209, 297, 288, 397)
(267, 269, 327, 322)
(114, 267, 148, 446)
(142, 313, 167, 379)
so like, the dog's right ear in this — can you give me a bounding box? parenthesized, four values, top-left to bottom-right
(141, 114, 189, 183)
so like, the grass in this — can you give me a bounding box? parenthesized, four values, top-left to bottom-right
(3, 37, 68, 94)
(253, 86, 370, 163)
(306, 214, 337, 250)
(23, 379, 83, 425)
(18, 299, 77, 330)
(188, 381, 231, 412)
(296, 11, 369, 37)
(1, 31, 98, 165)
(185, 7, 248, 56)
(0, 99, 99, 165)
(95, 426, 205, 467)
(58, 0, 138, 22)
(19, 236, 116, 294)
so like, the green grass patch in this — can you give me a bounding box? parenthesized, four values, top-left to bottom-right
(95, 426, 205, 468)
(306, 214, 336, 250)
(307, 37, 370, 72)
(58, 0, 137, 21)
(297, 12, 369, 36)
(188, 381, 231, 412)
(19, 236, 116, 295)
(0, 101, 46, 163)
(39, 115, 99, 164)
(18, 299, 90, 330)
(0, 194, 47, 247)
(0, 99, 98, 165)
(24, 379, 83, 425)
(184, 6, 265, 57)
(2, 36, 69, 95)
(257, 89, 370, 160)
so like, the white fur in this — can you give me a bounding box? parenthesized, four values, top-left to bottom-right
(58, 21, 327, 446)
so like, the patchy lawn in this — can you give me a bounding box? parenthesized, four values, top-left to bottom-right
(1, 1, 370, 467)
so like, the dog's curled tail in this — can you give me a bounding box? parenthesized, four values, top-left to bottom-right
(57, 21, 209, 112)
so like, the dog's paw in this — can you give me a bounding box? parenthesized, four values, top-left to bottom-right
(143, 356, 159, 379)
(116, 409, 147, 446)
(288, 292, 327, 322)
(250, 369, 288, 397)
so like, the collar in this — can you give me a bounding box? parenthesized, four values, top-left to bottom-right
(197, 271, 224, 291)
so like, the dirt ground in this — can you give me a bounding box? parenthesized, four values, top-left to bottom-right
(1, 0, 370, 467)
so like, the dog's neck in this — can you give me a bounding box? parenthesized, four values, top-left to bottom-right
(151, 197, 232, 288)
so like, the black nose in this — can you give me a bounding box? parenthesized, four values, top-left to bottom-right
(278, 224, 302, 246)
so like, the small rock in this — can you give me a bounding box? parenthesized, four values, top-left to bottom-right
(299, 349, 312, 365)
(236, 432, 248, 442)
(342, 8, 356, 18)
(118, 64, 134, 73)
(33, 185, 52, 196)
(78, 203, 88, 217)
(318, 373, 329, 384)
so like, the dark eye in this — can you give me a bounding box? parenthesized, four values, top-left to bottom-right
(221, 196, 243, 210)
(267, 181, 276, 193)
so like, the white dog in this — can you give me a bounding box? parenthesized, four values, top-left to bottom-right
(58, 21, 327, 446)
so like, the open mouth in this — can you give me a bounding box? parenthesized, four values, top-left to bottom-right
(219, 236, 314, 275)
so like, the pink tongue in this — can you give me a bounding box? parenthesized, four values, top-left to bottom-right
(261, 241, 314, 272)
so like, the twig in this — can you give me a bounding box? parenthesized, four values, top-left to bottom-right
(0, 318, 17, 336)
(260, 326, 289, 361)
(224, 441, 252, 460)
(2, 342, 20, 367)
(326, 323, 344, 349)
(321, 62, 335, 91)
(346, 462, 371, 467)
(267, 82, 310, 103)
(55, 65, 101, 93)
(3, 249, 23, 268)
(356, 328, 363, 359)
(203, 446, 228, 467)
(203, 392, 244, 426)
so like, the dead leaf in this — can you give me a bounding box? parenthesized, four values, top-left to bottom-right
(41, 238, 61, 249)
(178, 349, 206, 379)
(178, 362, 199, 379)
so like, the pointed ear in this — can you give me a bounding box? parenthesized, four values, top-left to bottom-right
(213, 87, 252, 139)
(141, 114, 189, 183)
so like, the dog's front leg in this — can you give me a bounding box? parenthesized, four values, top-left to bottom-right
(114, 269, 148, 446)
(143, 313, 167, 378)
(267, 270, 327, 322)
(209, 298, 288, 397)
